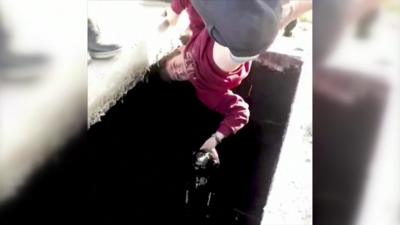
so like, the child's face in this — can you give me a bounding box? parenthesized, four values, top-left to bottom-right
(164, 48, 190, 81)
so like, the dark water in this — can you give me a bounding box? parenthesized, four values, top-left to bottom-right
(0, 52, 301, 225)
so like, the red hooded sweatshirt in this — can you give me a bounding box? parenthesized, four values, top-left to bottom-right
(171, 0, 251, 137)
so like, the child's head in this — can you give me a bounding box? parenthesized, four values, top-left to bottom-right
(159, 46, 190, 81)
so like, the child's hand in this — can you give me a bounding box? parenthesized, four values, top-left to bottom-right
(200, 136, 220, 165)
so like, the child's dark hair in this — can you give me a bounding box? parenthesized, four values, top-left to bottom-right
(157, 48, 182, 81)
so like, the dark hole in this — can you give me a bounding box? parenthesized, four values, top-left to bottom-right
(0, 52, 302, 225)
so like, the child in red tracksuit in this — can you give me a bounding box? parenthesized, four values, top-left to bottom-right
(159, 0, 252, 163)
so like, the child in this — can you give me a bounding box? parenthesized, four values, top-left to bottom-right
(159, 0, 281, 163)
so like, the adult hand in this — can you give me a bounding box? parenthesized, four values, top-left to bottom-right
(158, 19, 170, 32)
(158, 7, 179, 32)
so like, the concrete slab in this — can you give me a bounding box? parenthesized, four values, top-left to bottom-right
(88, 0, 188, 127)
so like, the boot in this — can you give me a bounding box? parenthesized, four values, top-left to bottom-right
(88, 18, 121, 59)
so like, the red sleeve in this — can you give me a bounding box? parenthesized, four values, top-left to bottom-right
(201, 90, 250, 137)
(171, 0, 189, 15)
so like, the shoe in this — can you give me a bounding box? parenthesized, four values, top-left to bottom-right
(88, 19, 122, 59)
(356, 9, 378, 40)
(283, 19, 298, 37)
